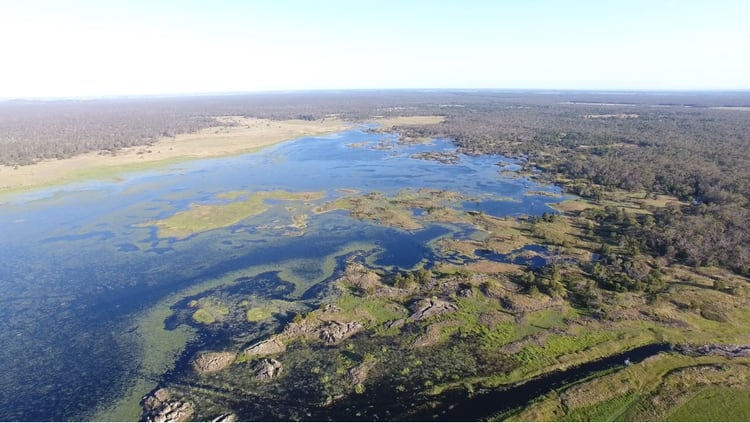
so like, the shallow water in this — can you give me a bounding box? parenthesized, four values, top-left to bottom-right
(0, 127, 564, 420)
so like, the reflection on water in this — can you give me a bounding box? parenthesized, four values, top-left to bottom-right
(0, 128, 565, 420)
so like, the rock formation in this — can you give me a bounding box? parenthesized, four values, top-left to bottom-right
(141, 388, 194, 422)
(243, 338, 286, 357)
(191, 351, 237, 373)
(253, 358, 283, 382)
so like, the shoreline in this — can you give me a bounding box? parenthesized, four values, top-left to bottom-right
(0, 116, 352, 196)
(0, 115, 446, 197)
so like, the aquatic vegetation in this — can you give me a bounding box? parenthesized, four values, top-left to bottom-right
(6, 118, 749, 422)
(191, 301, 229, 325)
(243, 298, 298, 322)
(142, 190, 325, 239)
(314, 188, 478, 231)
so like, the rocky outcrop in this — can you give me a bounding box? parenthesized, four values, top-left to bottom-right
(386, 318, 406, 330)
(319, 321, 364, 344)
(282, 317, 364, 344)
(342, 264, 383, 293)
(409, 298, 458, 321)
(211, 413, 237, 422)
(349, 360, 377, 385)
(243, 338, 286, 357)
(282, 320, 320, 338)
(191, 351, 237, 374)
(141, 388, 194, 422)
(253, 358, 283, 382)
(322, 303, 342, 314)
(676, 344, 750, 358)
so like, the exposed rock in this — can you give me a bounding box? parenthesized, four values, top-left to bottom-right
(322, 394, 347, 407)
(458, 287, 475, 297)
(342, 264, 383, 293)
(280, 308, 364, 345)
(282, 320, 320, 338)
(243, 338, 286, 357)
(253, 358, 283, 382)
(142, 388, 170, 410)
(319, 320, 364, 344)
(191, 351, 237, 373)
(409, 320, 460, 349)
(211, 413, 237, 422)
(409, 298, 458, 321)
(141, 388, 194, 422)
(386, 318, 406, 330)
(676, 343, 750, 358)
(349, 360, 377, 385)
(322, 303, 342, 313)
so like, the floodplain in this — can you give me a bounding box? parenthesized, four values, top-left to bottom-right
(1, 92, 749, 421)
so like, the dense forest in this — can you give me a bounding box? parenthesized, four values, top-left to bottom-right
(2, 90, 749, 276)
(0, 91, 440, 165)
(392, 97, 750, 277)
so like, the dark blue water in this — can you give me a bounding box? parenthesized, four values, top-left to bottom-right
(0, 128, 565, 421)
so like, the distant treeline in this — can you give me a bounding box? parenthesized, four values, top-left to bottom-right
(2, 90, 747, 166)
(0, 91, 446, 166)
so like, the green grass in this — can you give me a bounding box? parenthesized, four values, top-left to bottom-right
(144, 190, 325, 238)
(336, 294, 407, 326)
(246, 305, 277, 322)
(507, 354, 750, 421)
(192, 308, 216, 324)
(515, 331, 619, 368)
(563, 391, 639, 421)
(527, 309, 571, 329)
(530, 219, 576, 246)
(666, 386, 750, 421)
(191, 305, 230, 324)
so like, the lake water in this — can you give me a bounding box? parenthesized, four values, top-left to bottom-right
(0, 127, 564, 420)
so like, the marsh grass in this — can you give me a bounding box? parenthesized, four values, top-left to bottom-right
(143, 190, 325, 238)
(505, 354, 750, 422)
(666, 386, 750, 421)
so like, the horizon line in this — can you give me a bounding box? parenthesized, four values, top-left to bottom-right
(3, 87, 750, 102)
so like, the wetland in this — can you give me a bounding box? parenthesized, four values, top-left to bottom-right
(0, 124, 563, 421)
(2, 92, 750, 422)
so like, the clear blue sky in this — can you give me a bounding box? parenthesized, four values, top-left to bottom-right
(1, 0, 748, 98)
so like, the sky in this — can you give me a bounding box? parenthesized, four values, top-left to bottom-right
(1, 0, 748, 98)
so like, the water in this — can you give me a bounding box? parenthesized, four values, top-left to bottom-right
(421, 343, 672, 421)
(0, 128, 565, 420)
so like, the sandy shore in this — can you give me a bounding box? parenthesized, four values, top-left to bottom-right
(0, 117, 350, 194)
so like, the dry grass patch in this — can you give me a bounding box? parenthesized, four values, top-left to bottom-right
(369, 115, 445, 130)
(551, 198, 594, 213)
